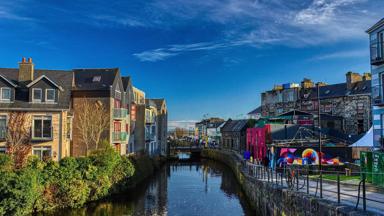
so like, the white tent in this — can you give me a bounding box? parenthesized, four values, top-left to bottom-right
(349, 127, 373, 147)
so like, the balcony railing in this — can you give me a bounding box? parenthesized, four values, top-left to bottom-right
(370, 42, 384, 65)
(113, 131, 127, 142)
(113, 108, 128, 119)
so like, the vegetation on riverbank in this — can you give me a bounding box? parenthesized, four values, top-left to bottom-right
(0, 146, 159, 216)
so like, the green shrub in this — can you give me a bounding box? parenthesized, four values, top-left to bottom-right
(0, 154, 13, 172)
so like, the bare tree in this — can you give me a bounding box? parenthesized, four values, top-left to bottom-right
(6, 112, 31, 168)
(75, 99, 109, 155)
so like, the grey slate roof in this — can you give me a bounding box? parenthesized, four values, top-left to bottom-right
(248, 106, 262, 115)
(0, 68, 73, 110)
(301, 80, 371, 100)
(121, 76, 131, 91)
(221, 119, 249, 132)
(73, 68, 118, 91)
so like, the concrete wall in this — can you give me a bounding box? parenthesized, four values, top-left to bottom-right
(201, 149, 373, 216)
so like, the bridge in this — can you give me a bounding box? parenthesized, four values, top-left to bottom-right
(170, 145, 203, 153)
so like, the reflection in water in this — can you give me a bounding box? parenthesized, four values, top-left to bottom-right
(40, 158, 254, 216)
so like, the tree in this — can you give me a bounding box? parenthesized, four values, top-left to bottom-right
(75, 99, 110, 155)
(6, 112, 31, 168)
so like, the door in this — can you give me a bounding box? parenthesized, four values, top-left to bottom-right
(114, 122, 121, 141)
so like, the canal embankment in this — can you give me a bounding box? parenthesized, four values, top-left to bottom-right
(201, 149, 375, 216)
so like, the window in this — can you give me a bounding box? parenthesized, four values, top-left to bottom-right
(32, 116, 52, 139)
(0, 147, 6, 154)
(92, 76, 101, 82)
(0, 116, 6, 140)
(45, 89, 55, 102)
(32, 88, 42, 102)
(66, 116, 72, 140)
(1, 87, 11, 101)
(115, 90, 121, 100)
(32, 146, 51, 160)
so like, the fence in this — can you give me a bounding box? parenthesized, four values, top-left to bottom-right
(244, 162, 384, 213)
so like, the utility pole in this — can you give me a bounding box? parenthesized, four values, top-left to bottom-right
(317, 82, 323, 198)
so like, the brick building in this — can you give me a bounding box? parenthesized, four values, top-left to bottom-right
(256, 72, 371, 135)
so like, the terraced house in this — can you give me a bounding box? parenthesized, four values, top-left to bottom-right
(0, 58, 168, 160)
(0, 58, 73, 161)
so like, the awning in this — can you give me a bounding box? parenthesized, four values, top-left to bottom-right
(349, 127, 373, 147)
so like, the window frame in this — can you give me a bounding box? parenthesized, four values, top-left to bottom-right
(32, 116, 52, 140)
(0, 115, 7, 140)
(45, 89, 55, 102)
(32, 88, 42, 102)
(0, 87, 11, 102)
(32, 146, 52, 160)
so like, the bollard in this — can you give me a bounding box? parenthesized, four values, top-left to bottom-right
(296, 170, 299, 191)
(275, 170, 278, 185)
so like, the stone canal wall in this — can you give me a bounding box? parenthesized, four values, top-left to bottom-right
(201, 149, 372, 216)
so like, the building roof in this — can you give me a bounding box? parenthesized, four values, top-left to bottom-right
(73, 68, 118, 91)
(0, 68, 73, 110)
(248, 106, 262, 115)
(366, 18, 384, 34)
(145, 99, 157, 109)
(301, 80, 370, 100)
(121, 76, 131, 91)
(221, 119, 250, 132)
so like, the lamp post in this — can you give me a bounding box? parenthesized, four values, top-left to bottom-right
(317, 82, 323, 198)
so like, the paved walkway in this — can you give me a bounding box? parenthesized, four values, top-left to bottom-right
(244, 164, 384, 215)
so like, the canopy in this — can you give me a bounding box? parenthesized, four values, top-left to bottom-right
(349, 127, 373, 147)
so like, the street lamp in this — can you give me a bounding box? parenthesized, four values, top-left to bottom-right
(317, 82, 323, 198)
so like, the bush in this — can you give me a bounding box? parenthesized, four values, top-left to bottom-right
(0, 145, 137, 216)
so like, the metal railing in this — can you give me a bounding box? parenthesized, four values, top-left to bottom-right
(112, 131, 127, 142)
(243, 162, 384, 213)
(113, 108, 128, 119)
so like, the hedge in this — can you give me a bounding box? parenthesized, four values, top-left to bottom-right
(0, 146, 137, 216)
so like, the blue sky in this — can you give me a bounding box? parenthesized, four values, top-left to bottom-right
(0, 0, 383, 129)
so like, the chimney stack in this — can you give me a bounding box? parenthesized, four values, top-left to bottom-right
(18, 57, 34, 82)
(346, 71, 362, 90)
(362, 72, 372, 81)
(301, 78, 314, 89)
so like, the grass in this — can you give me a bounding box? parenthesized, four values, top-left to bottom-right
(310, 174, 361, 182)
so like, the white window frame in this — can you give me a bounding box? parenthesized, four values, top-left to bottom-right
(32, 116, 52, 140)
(32, 88, 42, 102)
(32, 146, 52, 160)
(0, 87, 11, 102)
(115, 90, 122, 100)
(45, 89, 55, 102)
(0, 115, 7, 140)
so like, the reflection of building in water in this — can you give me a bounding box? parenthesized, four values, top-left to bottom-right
(142, 165, 169, 215)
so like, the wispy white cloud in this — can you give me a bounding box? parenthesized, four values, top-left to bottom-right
(309, 49, 368, 61)
(88, 15, 146, 27)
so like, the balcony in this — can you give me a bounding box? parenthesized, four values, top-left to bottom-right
(113, 131, 127, 142)
(370, 42, 384, 66)
(113, 108, 128, 119)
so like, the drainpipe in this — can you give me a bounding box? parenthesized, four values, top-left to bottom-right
(58, 112, 63, 160)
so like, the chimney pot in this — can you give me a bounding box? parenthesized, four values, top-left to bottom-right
(22, 57, 26, 63)
(28, 58, 32, 63)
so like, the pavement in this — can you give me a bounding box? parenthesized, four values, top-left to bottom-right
(245, 164, 384, 215)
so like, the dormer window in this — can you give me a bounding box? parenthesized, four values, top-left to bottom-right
(0, 87, 11, 102)
(92, 76, 101, 82)
(33, 88, 42, 102)
(46, 89, 55, 102)
(115, 90, 121, 100)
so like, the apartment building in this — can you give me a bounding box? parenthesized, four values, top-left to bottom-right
(145, 99, 158, 156)
(72, 68, 131, 156)
(368, 18, 384, 149)
(133, 86, 146, 153)
(0, 58, 73, 161)
(152, 99, 168, 156)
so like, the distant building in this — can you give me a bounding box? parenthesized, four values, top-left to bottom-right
(367, 18, 384, 149)
(253, 72, 371, 136)
(195, 117, 224, 145)
(151, 99, 168, 156)
(220, 119, 254, 153)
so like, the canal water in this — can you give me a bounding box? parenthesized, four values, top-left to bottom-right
(41, 154, 254, 216)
